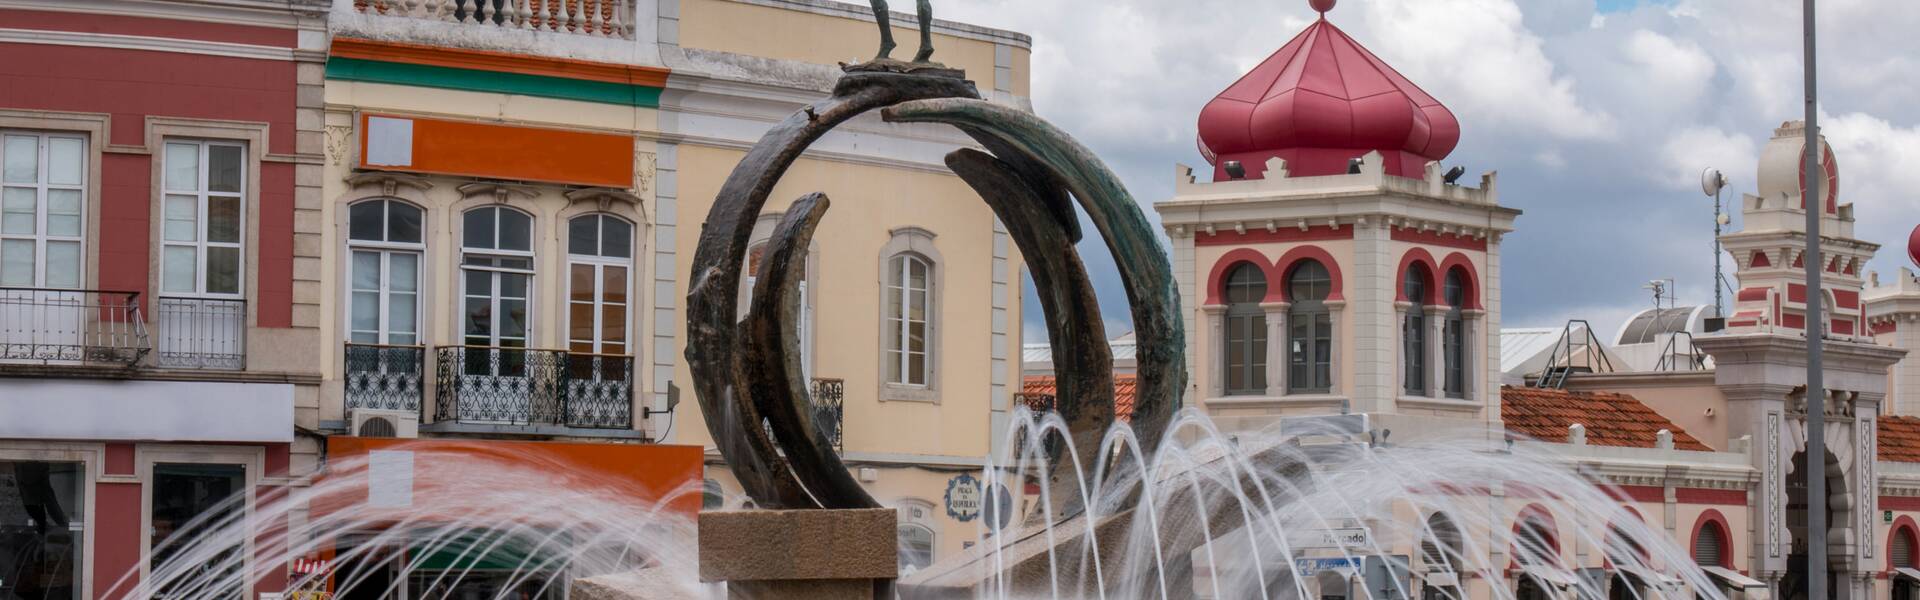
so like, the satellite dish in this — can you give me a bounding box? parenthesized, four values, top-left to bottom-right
(1701, 167, 1727, 197)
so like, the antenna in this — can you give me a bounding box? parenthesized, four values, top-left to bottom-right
(1702, 167, 1730, 324)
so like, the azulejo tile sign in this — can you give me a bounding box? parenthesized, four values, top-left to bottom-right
(945, 473, 984, 522)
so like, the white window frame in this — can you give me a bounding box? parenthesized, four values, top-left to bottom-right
(135, 444, 261, 599)
(346, 199, 425, 346)
(565, 213, 633, 356)
(0, 131, 87, 289)
(459, 206, 535, 349)
(885, 252, 932, 387)
(159, 139, 246, 299)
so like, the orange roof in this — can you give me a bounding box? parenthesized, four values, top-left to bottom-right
(1500, 386, 1713, 451)
(1020, 374, 1136, 421)
(1880, 415, 1920, 463)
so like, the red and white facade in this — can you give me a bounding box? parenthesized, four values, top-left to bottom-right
(0, 1, 328, 598)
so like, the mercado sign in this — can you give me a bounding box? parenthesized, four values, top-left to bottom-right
(946, 473, 984, 522)
(1300, 527, 1374, 550)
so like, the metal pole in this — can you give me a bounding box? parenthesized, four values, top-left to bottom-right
(1803, 0, 1828, 598)
(1714, 185, 1725, 319)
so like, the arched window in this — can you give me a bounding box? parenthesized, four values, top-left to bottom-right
(566, 214, 632, 356)
(1514, 515, 1556, 566)
(1403, 264, 1431, 395)
(886, 252, 932, 386)
(1442, 268, 1467, 399)
(1693, 520, 1727, 567)
(460, 206, 533, 351)
(895, 497, 939, 573)
(1421, 513, 1462, 573)
(1897, 527, 1917, 569)
(0, 132, 85, 288)
(1287, 260, 1332, 394)
(346, 199, 423, 345)
(1316, 570, 1350, 600)
(1223, 263, 1268, 395)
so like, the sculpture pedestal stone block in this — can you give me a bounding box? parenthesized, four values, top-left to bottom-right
(699, 508, 898, 599)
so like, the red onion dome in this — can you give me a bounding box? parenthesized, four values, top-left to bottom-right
(1196, 2, 1460, 180)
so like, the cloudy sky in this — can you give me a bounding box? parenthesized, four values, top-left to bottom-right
(930, 0, 1920, 343)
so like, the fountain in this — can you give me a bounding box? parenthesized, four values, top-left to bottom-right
(124, 3, 1735, 598)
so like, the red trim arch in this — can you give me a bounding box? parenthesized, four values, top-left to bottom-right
(1601, 507, 1650, 569)
(1508, 504, 1563, 568)
(1275, 245, 1346, 302)
(1204, 248, 1283, 305)
(1689, 509, 1735, 568)
(1890, 516, 1920, 571)
(1396, 248, 1442, 304)
(1437, 252, 1483, 310)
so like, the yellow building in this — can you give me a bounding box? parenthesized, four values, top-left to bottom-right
(316, 0, 1030, 573)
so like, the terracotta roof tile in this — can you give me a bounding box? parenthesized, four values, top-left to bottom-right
(1020, 375, 1136, 421)
(1500, 386, 1713, 451)
(1879, 415, 1920, 463)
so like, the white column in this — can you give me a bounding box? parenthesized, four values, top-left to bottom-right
(1262, 302, 1289, 397)
(1351, 220, 1394, 411)
(1393, 301, 1411, 402)
(1203, 304, 1226, 398)
(1426, 306, 1447, 398)
(1483, 234, 1505, 420)
(1463, 310, 1487, 402)
(1325, 300, 1346, 397)
(1170, 231, 1198, 406)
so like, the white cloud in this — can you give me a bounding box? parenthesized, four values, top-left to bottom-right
(1621, 30, 1715, 109)
(1657, 126, 1756, 192)
(1359, 0, 1615, 141)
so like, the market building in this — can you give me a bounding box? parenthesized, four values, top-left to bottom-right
(1150, 2, 1920, 599)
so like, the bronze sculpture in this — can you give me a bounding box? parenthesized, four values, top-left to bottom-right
(869, 0, 935, 63)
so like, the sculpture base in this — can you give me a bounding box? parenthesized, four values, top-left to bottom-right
(840, 57, 965, 80)
(699, 508, 899, 599)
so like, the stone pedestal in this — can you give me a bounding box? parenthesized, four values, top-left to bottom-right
(699, 508, 898, 599)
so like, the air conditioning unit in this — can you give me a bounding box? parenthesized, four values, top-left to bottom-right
(350, 409, 419, 438)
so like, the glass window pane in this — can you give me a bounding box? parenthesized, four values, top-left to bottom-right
(464, 297, 491, 336)
(570, 302, 594, 341)
(501, 299, 527, 337)
(3, 136, 37, 183)
(349, 201, 383, 241)
(0, 239, 32, 285)
(163, 195, 197, 242)
(497, 209, 531, 251)
(351, 251, 381, 291)
(1, 187, 33, 234)
(501, 273, 527, 299)
(208, 145, 243, 193)
(886, 317, 903, 353)
(465, 270, 489, 296)
(389, 292, 417, 336)
(571, 264, 595, 302)
(349, 330, 376, 344)
(887, 350, 903, 383)
(888, 257, 904, 287)
(909, 289, 926, 321)
(163, 246, 196, 293)
(48, 137, 83, 185)
(207, 197, 240, 243)
(463, 208, 496, 249)
(569, 216, 598, 255)
(388, 202, 422, 243)
(908, 352, 925, 385)
(389, 253, 418, 292)
(603, 217, 631, 258)
(603, 266, 627, 304)
(351, 291, 379, 332)
(390, 332, 417, 345)
(908, 320, 926, 353)
(45, 241, 79, 288)
(0, 460, 86, 600)
(603, 305, 626, 344)
(151, 462, 245, 598)
(206, 246, 240, 294)
(909, 258, 927, 289)
(47, 189, 81, 236)
(164, 143, 199, 191)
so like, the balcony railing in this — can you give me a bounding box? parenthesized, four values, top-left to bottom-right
(0, 287, 149, 366)
(432, 346, 633, 429)
(810, 378, 845, 453)
(345, 344, 425, 412)
(156, 297, 246, 370)
(354, 0, 636, 40)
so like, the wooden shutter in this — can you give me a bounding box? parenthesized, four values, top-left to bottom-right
(1693, 525, 1724, 566)
(1896, 530, 1915, 568)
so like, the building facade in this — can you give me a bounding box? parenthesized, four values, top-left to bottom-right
(0, 0, 331, 597)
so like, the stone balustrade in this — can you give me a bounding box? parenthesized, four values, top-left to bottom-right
(354, 0, 635, 40)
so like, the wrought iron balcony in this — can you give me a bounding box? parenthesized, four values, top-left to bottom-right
(155, 297, 246, 370)
(432, 346, 633, 429)
(352, 0, 636, 40)
(810, 378, 845, 453)
(344, 344, 425, 412)
(0, 287, 149, 366)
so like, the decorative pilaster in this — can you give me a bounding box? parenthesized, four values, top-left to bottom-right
(1425, 305, 1447, 398)
(1325, 299, 1346, 396)
(1262, 302, 1289, 397)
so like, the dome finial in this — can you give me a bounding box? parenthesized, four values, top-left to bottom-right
(1309, 0, 1336, 16)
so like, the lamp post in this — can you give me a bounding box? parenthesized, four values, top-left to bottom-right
(1801, 0, 1828, 598)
